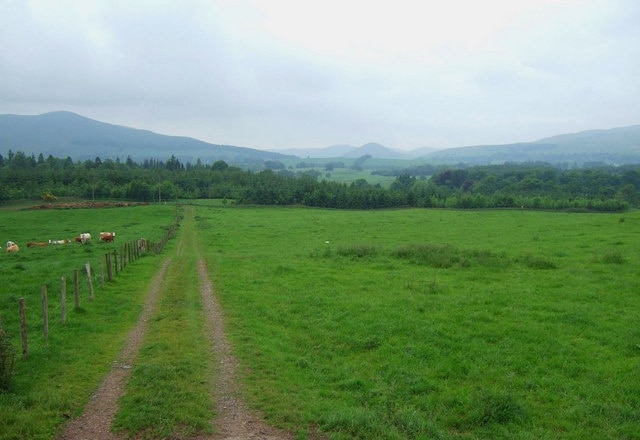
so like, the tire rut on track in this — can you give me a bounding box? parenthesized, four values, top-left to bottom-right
(196, 259, 293, 440)
(57, 259, 171, 440)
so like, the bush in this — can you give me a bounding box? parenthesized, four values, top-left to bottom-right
(0, 322, 16, 391)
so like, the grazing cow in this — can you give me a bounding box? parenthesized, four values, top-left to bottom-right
(49, 239, 71, 244)
(6, 241, 19, 252)
(27, 241, 48, 247)
(74, 233, 91, 244)
(99, 232, 116, 242)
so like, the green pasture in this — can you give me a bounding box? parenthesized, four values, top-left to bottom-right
(279, 157, 407, 187)
(321, 168, 396, 187)
(198, 206, 640, 439)
(0, 203, 178, 439)
(1, 203, 639, 439)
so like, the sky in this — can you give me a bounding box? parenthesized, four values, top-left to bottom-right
(1, 0, 639, 151)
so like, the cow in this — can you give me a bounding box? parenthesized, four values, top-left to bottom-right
(99, 232, 116, 242)
(6, 241, 19, 252)
(27, 241, 48, 247)
(74, 233, 91, 244)
(49, 239, 71, 244)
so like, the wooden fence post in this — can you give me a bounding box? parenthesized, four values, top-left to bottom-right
(74, 269, 80, 309)
(41, 285, 48, 340)
(113, 250, 118, 276)
(61, 276, 66, 324)
(100, 259, 105, 287)
(85, 262, 94, 301)
(19, 298, 27, 358)
(106, 252, 113, 282)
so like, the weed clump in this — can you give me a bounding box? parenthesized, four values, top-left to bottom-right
(337, 244, 378, 259)
(393, 243, 507, 269)
(602, 250, 625, 264)
(520, 254, 557, 269)
(470, 391, 528, 426)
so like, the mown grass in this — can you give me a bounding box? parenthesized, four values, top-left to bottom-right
(197, 206, 640, 439)
(0, 203, 177, 439)
(113, 206, 214, 438)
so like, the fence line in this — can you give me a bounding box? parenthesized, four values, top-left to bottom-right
(7, 220, 180, 358)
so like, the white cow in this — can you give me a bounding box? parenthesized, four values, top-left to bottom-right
(49, 239, 70, 244)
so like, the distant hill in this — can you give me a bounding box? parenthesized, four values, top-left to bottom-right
(0, 111, 293, 165)
(424, 125, 640, 165)
(275, 142, 437, 159)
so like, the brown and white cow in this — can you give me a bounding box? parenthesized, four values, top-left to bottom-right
(6, 241, 19, 252)
(74, 233, 91, 244)
(99, 232, 116, 242)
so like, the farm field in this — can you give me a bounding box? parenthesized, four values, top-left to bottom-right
(0, 203, 179, 439)
(199, 206, 640, 439)
(1, 203, 639, 439)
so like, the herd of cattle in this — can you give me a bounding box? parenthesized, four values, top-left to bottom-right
(5, 232, 116, 253)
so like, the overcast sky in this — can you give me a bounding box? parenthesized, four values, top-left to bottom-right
(1, 0, 638, 151)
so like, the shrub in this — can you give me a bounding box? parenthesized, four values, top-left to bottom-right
(0, 322, 16, 391)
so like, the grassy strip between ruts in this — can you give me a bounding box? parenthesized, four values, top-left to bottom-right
(112, 206, 215, 438)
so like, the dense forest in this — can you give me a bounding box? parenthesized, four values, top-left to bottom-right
(1, 150, 638, 211)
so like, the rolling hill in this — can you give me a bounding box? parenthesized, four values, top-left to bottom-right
(0, 111, 293, 165)
(423, 125, 640, 165)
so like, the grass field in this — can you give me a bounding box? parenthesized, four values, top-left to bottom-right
(0, 203, 178, 439)
(1, 203, 639, 439)
(198, 206, 640, 439)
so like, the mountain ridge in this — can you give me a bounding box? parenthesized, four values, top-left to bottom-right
(0, 111, 638, 165)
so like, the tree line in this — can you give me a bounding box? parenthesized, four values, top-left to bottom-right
(0, 150, 638, 211)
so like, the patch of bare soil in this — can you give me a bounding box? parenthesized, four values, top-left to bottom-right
(57, 259, 171, 440)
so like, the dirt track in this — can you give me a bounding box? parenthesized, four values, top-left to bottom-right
(58, 208, 293, 440)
